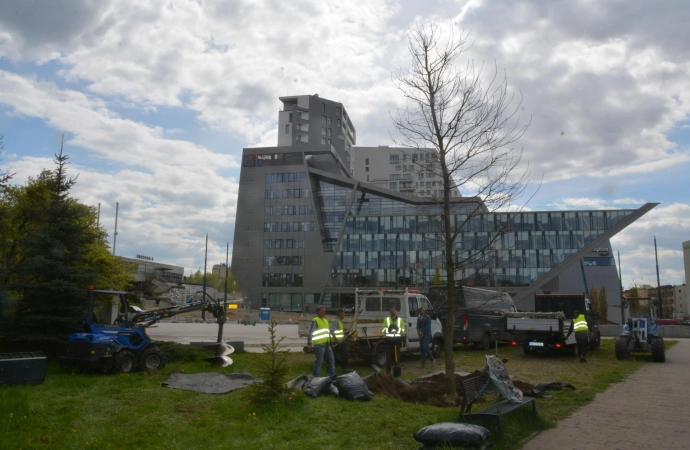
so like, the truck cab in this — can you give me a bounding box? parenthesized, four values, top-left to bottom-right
(355, 288, 443, 353)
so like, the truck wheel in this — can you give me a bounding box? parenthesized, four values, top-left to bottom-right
(139, 347, 167, 370)
(114, 350, 136, 373)
(615, 336, 630, 360)
(431, 338, 443, 359)
(589, 333, 601, 350)
(373, 342, 389, 368)
(651, 337, 665, 362)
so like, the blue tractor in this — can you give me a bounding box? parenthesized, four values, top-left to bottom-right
(61, 289, 226, 373)
(614, 308, 665, 362)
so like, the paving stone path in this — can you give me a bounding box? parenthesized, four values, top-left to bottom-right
(522, 340, 690, 449)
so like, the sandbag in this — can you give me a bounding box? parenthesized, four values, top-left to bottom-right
(285, 375, 311, 390)
(323, 383, 339, 396)
(413, 422, 490, 448)
(302, 376, 332, 398)
(334, 371, 374, 401)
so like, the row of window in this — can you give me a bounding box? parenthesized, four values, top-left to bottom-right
(330, 248, 582, 271)
(264, 222, 316, 232)
(390, 153, 434, 164)
(265, 189, 311, 199)
(326, 267, 549, 288)
(265, 172, 307, 183)
(390, 173, 413, 180)
(341, 211, 631, 233)
(262, 273, 304, 287)
(244, 153, 303, 167)
(263, 239, 306, 249)
(262, 293, 321, 312)
(263, 256, 304, 266)
(264, 205, 314, 216)
(337, 230, 603, 252)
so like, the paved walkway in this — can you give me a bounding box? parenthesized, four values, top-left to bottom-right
(522, 340, 690, 449)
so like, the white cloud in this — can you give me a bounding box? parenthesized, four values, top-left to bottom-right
(1, 0, 690, 278)
(611, 203, 690, 287)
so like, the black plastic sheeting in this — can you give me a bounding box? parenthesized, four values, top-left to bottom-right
(162, 372, 262, 394)
(302, 376, 332, 398)
(414, 422, 490, 448)
(523, 382, 576, 398)
(285, 371, 374, 401)
(334, 371, 374, 401)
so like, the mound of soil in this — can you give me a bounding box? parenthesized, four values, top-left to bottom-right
(364, 371, 535, 408)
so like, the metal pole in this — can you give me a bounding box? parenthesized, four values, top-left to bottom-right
(112, 202, 119, 255)
(655, 236, 664, 319)
(618, 250, 625, 325)
(224, 243, 229, 312)
(202, 234, 208, 321)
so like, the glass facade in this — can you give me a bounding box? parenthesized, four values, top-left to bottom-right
(324, 184, 633, 289)
(314, 180, 353, 251)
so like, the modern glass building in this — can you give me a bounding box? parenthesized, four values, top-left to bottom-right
(232, 144, 656, 323)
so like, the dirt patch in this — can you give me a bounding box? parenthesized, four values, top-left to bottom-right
(364, 371, 535, 408)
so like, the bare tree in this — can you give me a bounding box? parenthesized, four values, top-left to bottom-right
(392, 23, 531, 399)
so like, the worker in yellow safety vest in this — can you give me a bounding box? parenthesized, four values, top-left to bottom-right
(571, 310, 589, 363)
(306, 305, 336, 378)
(382, 307, 405, 374)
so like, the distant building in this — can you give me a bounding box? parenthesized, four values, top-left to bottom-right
(120, 256, 184, 283)
(231, 93, 658, 323)
(212, 263, 229, 279)
(353, 146, 461, 198)
(277, 94, 356, 176)
(673, 284, 687, 319)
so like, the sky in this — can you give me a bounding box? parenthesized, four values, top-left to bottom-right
(0, 0, 689, 288)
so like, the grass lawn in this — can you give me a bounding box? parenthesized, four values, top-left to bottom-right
(0, 339, 674, 450)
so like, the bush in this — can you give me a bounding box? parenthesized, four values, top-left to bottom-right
(247, 319, 292, 404)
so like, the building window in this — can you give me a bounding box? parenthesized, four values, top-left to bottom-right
(328, 128, 332, 137)
(328, 117, 332, 125)
(322, 115, 327, 124)
(289, 113, 292, 123)
(285, 124, 289, 134)
(390, 182, 397, 189)
(297, 134, 302, 142)
(419, 173, 424, 180)
(390, 155, 399, 164)
(395, 165, 401, 171)
(322, 127, 327, 136)
(426, 173, 432, 178)
(365, 158, 369, 165)
(335, 106, 341, 116)
(365, 167, 369, 172)
(337, 118, 342, 127)
(321, 138, 327, 144)
(322, 103, 326, 112)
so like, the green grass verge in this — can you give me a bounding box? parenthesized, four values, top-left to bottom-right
(0, 339, 675, 449)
